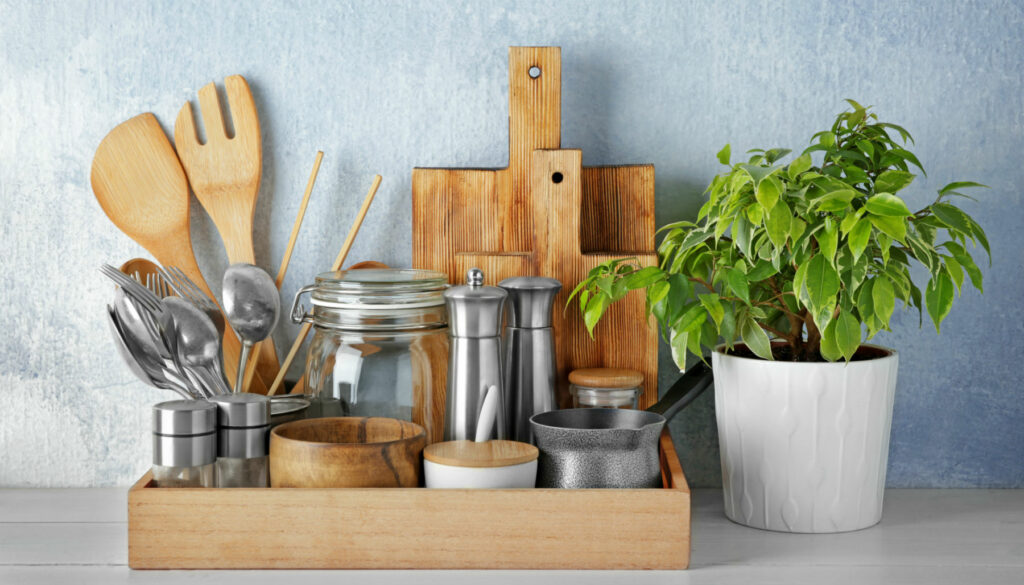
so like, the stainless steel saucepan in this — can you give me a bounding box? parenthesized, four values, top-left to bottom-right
(529, 363, 713, 488)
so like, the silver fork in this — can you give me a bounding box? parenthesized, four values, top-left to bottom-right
(158, 266, 226, 335)
(99, 265, 161, 313)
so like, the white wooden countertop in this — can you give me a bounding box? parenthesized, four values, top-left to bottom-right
(1, 488, 1021, 584)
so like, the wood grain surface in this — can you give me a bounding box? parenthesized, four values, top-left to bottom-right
(568, 367, 645, 389)
(269, 417, 425, 488)
(412, 47, 658, 415)
(128, 429, 689, 570)
(424, 439, 538, 468)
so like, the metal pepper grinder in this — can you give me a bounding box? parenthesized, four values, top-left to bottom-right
(499, 276, 562, 442)
(443, 268, 508, 441)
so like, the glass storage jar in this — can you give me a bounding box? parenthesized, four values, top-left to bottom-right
(568, 368, 643, 409)
(291, 268, 449, 442)
(152, 400, 216, 487)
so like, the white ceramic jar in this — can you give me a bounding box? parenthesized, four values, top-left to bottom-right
(424, 440, 538, 488)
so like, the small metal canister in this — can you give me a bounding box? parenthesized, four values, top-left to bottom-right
(152, 400, 217, 488)
(210, 393, 270, 488)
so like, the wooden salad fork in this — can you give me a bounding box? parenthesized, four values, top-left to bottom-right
(174, 74, 280, 381)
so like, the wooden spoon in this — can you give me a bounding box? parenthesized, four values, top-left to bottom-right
(174, 75, 281, 382)
(90, 113, 267, 393)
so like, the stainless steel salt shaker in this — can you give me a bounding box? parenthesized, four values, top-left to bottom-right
(443, 268, 508, 441)
(499, 276, 562, 442)
(152, 400, 217, 488)
(209, 393, 270, 487)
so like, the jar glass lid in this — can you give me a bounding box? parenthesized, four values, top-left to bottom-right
(312, 269, 447, 309)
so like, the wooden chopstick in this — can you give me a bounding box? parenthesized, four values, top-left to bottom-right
(241, 151, 325, 393)
(267, 174, 383, 396)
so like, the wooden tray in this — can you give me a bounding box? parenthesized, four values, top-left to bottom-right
(128, 429, 690, 570)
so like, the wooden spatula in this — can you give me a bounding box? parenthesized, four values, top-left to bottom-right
(90, 113, 268, 394)
(174, 75, 281, 383)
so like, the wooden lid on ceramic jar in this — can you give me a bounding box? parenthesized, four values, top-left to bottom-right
(568, 368, 644, 389)
(424, 440, 538, 468)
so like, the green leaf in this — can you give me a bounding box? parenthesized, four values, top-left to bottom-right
(746, 259, 778, 282)
(717, 144, 731, 166)
(856, 279, 877, 336)
(733, 214, 753, 258)
(788, 153, 812, 180)
(648, 279, 670, 305)
(848, 218, 872, 261)
(819, 318, 842, 362)
(725, 266, 751, 304)
(745, 202, 764, 225)
(670, 329, 688, 369)
(941, 241, 983, 293)
(840, 207, 865, 235)
(765, 198, 792, 249)
(740, 314, 773, 360)
(719, 302, 737, 346)
(665, 274, 693, 324)
(939, 181, 987, 195)
(865, 192, 913, 217)
(930, 202, 972, 234)
(815, 220, 839, 266)
(756, 176, 783, 211)
(738, 163, 784, 189)
(944, 256, 964, 294)
(925, 270, 955, 333)
(805, 254, 840, 313)
(676, 302, 707, 332)
(790, 217, 807, 243)
(699, 293, 724, 327)
(833, 310, 862, 361)
(872, 277, 896, 329)
(583, 293, 608, 335)
(792, 259, 811, 306)
(814, 189, 858, 212)
(623, 266, 664, 290)
(875, 170, 915, 193)
(869, 214, 907, 243)
(889, 147, 926, 174)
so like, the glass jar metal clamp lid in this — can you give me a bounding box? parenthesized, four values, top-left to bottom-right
(152, 400, 217, 468)
(290, 268, 449, 332)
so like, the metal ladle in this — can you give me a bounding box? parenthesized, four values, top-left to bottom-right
(223, 263, 280, 393)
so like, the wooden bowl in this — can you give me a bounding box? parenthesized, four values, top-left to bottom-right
(270, 417, 426, 488)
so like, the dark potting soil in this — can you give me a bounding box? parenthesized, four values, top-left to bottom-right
(725, 343, 890, 362)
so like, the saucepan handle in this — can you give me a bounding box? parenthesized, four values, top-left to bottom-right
(646, 361, 714, 422)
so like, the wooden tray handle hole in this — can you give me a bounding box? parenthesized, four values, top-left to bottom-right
(551, 171, 564, 184)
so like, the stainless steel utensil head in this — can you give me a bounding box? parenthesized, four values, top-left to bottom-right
(222, 263, 280, 342)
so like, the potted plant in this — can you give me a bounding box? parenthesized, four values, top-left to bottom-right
(570, 100, 988, 533)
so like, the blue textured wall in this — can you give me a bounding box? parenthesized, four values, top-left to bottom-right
(1, 0, 1021, 487)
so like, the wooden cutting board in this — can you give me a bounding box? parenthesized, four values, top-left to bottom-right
(412, 46, 659, 420)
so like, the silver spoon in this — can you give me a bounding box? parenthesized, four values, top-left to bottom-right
(163, 297, 231, 396)
(106, 305, 194, 399)
(113, 292, 193, 391)
(222, 263, 280, 393)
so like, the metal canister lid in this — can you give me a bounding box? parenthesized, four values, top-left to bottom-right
(152, 400, 217, 436)
(209, 393, 270, 428)
(498, 276, 562, 328)
(443, 268, 508, 338)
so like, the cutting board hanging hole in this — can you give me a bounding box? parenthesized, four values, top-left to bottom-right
(551, 172, 564, 184)
(529, 66, 542, 78)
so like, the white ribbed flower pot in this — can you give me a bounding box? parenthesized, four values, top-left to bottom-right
(712, 344, 899, 533)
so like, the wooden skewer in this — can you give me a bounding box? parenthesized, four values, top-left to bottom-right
(241, 151, 325, 392)
(268, 174, 383, 396)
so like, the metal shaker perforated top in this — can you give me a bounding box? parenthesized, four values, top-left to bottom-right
(498, 276, 562, 328)
(152, 400, 216, 436)
(443, 268, 508, 338)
